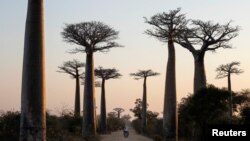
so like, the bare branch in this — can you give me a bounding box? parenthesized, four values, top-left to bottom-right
(130, 69, 160, 80)
(95, 66, 122, 80)
(61, 21, 122, 54)
(57, 59, 85, 79)
(216, 61, 243, 79)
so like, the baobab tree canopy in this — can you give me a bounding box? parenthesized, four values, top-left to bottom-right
(61, 21, 122, 53)
(176, 20, 239, 53)
(57, 59, 85, 78)
(95, 66, 122, 80)
(216, 61, 243, 79)
(130, 69, 160, 79)
(145, 8, 188, 42)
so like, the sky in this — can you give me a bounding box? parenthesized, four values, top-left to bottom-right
(1, 0, 250, 118)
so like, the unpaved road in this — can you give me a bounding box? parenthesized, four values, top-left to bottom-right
(100, 127, 153, 141)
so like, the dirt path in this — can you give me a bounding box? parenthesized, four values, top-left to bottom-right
(100, 127, 153, 141)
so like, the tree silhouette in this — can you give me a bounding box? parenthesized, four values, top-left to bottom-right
(20, 0, 46, 140)
(130, 69, 159, 134)
(95, 66, 122, 133)
(57, 59, 85, 117)
(216, 61, 243, 122)
(145, 8, 187, 140)
(176, 20, 239, 93)
(113, 108, 125, 118)
(61, 21, 121, 137)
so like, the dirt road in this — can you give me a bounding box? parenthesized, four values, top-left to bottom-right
(100, 127, 153, 141)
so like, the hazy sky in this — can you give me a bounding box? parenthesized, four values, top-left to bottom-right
(1, 0, 250, 117)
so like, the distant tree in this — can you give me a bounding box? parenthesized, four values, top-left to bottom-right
(62, 21, 121, 137)
(216, 61, 243, 92)
(20, 0, 46, 140)
(145, 8, 187, 140)
(106, 112, 124, 131)
(176, 20, 239, 93)
(95, 66, 122, 133)
(130, 69, 159, 133)
(107, 112, 117, 119)
(57, 59, 85, 117)
(121, 114, 132, 121)
(130, 98, 145, 119)
(113, 108, 125, 118)
(216, 61, 243, 122)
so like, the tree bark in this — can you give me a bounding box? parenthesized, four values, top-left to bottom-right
(228, 74, 232, 123)
(82, 51, 96, 137)
(142, 77, 147, 134)
(100, 79, 107, 133)
(75, 74, 80, 117)
(163, 40, 177, 141)
(193, 52, 206, 93)
(20, 0, 46, 141)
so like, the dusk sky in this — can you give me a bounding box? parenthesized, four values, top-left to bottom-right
(1, 0, 250, 117)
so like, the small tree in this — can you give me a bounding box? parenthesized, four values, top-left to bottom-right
(62, 21, 121, 137)
(130, 69, 159, 134)
(216, 61, 243, 122)
(57, 59, 85, 117)
(113, 108, 125, 118)
(95, 66, 122, 133)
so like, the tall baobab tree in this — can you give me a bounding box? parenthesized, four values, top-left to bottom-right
(20, 0, 46, 140)
(216, 61, 243, 122)
(113, 108, 125, 118)
(130, 69, 159, 134)
(176, 20, 239, 93)
(145, 8, 187, 140)
(57, 59, 85, 117)
(61, 21, 121, 137)
(95, 66, 122, 133)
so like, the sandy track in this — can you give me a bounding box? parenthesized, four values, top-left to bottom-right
(100, 127, 153, 141)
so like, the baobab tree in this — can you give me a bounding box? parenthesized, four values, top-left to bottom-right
(145, 8, 187, 140)
(216, 61, 243, 122)
(20, 0, 46, 140)
(176, 20, 239, 93)
(130, 69, 159, 134)
(61, 21, 121, 137)
(95, 66, 122, 133)
(57, 59, 85, 117)
(113, 108, 125, 118)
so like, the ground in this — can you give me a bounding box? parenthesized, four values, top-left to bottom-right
(100, 127, 153, 141)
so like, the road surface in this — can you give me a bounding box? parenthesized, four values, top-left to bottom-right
(100, 127, 153, 141)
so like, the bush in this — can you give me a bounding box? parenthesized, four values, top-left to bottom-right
(0, 111, 20, 141)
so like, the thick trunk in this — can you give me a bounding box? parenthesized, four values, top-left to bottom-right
(193, 52, 206, 93)
(142, 77, 147, 134)
(82, 52, 96, 137)
(74, 74, 80, 117)
(20, 0, 46, 141)
(163, 40, 177, 140)
(100, 79, 107, 133)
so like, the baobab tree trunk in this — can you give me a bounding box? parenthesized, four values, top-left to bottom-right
(20, 0, 46, 141)
(82, 51, 96, 137)
(75, 75, 80, 117)
(193, 52, 206, 93)
(228, 74, 232, 123)
(100, 79, 107, 133)
(142, 77, 147, 134)
(163, 39, 177, 141)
